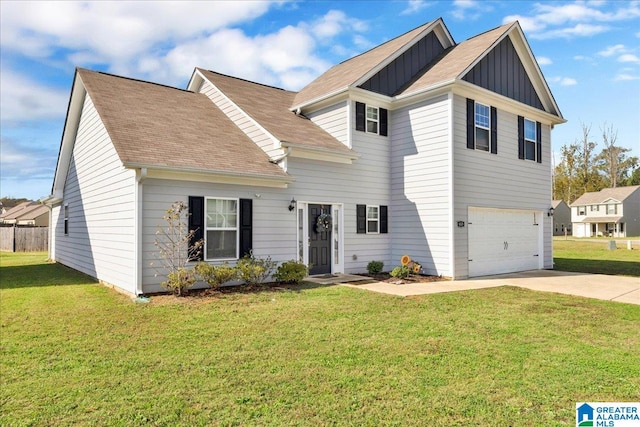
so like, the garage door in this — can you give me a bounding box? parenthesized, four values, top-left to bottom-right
(468, 207, 541, 277)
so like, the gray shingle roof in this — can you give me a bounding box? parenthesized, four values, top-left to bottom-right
(78, 68, 290, 180)
(198, 69, 354, 155)
(292, 20, 436, 108)
(570, 185, 640, 206)
(397, 23, 513, 96)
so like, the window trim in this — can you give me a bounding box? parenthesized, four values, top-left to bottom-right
(474, 102, 491, 152)
(523, 117, 537, 161)
(366, 105, 379, 134)
(204, 197, 239, 261)
(366, 205, 380, 234)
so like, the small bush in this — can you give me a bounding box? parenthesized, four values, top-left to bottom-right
(390, 265, 410, 279)
(367, 260, 384, 275)
(195, 262, 237, 289)
(274, 260, 309, 284)
(237, 253, 277, 286)
(162, 267, 198, 296)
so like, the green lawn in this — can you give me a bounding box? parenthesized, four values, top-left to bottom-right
(2, 252, 639, 426)
(554, 240, 640, 277)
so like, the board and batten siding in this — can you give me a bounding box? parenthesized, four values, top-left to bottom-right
(390, 95, 452, 277)
(452, 94, 552, 278)
(198, 80, 283, 158)
(53, 93, 137, 293)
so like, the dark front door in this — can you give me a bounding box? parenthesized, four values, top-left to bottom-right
(309, 204, 331, 275)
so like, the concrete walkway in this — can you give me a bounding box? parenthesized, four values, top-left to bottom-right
(306, 271, 640, 305)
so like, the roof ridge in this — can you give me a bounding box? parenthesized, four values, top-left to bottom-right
(77, 67, 193, 94)
(198, 68, 294, 94)
(334, 18, 438, 67)
(461, 21, 514, 43)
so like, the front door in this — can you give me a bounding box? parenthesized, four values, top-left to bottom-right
(309, 204, 331, 275)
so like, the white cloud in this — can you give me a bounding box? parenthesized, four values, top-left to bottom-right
(310, 10, 367, 39)
(614, 73, 640, 81)
(598, 44, 626, 57)
(537, 56, 552, 66)
(618, 54, 640, 64)
(452, 0, 486, 21)
(401, 0, 430, 16)
(503, 1, 640, 40)
(550, 76, 578, 86)
(0, 70, 69, 123)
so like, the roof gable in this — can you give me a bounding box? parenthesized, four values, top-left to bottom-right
(462, 35, 544, 110)
(359, 30, 446, 96)
(570, 185, 640, 206)
(292, 18, 453, 109)
(197, 69, 354, 156)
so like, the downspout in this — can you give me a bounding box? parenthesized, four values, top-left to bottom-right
(269, 146, 292, 165)
(134, 168, 147, 295)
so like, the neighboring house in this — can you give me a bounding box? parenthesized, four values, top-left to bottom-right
(551, 200, 571, 236)
(570, 185, 640, 238)
(0, 202, 49, 227)
(43, 18, 565, 295)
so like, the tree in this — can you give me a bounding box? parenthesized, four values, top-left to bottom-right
(595, 123, 638, 188)
(575, 122, 605, 195)
(553, 143, 579, 203)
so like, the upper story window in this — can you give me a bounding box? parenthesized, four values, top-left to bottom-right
(355, 102, 387, 136)
(577, 206, 586, 216)
(606, 204, 618, 215)
(518, 116, 542, 163)
(590, 205, 599, 212)
(474, 103, 490, 152)
(524, 118, 537, 161)
(466, 98, 497, 154)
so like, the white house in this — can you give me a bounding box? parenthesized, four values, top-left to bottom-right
(570, 185, 640, 238)
(552, 200, 571, 236)
(43, 18, 565, 295)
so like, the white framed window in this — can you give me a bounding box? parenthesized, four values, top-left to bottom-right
(606, 204, 618, 215)
(64, 204, 69, 235)
(577, 207, 585, 216)
(205, 198, 238, 260)
(474, 102, 490, 151)
(366, 106, 378, 134)
(366, 205, 379, 234)
(524, 118, 536, 161)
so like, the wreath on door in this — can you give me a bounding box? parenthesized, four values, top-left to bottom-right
(316, 213, 332, 233)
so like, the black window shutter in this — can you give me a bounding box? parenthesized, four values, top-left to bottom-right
(188, 196, 204, 261)
(517, 116, 525, 160)
(536, 121, 542, 163)
(380, 205, 388, 234)
(466, 98, 475, 149)
(356, 204, 366, 234)
(490, 106, 497, 154)
(379, 108, 388, 136)
(355, 102, 365, 132)
(239, 198, 253, 258)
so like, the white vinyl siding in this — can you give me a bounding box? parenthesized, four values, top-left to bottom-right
(53, 93, 137, 293)
(198, 80, 283, 158)
(390, 95, 452, 277)
(306, 101, 349, 147)
(453, 94, 552, 278)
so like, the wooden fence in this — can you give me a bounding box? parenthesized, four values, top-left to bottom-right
(0, 227, 49, 252)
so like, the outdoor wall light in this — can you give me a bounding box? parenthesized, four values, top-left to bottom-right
(288, 198, 297, 211)
(548, 207, 555, 217)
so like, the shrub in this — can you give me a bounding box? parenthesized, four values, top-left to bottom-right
(195, 262, 237, 289)
(236, 253, 277, 286)
(273, 260, 309, 284)
(367, 260, 384, 275)
(162, 268, 198, 296)
(390, 265, 410, 279)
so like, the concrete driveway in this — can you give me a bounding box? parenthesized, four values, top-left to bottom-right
(336, 270, 640, 305)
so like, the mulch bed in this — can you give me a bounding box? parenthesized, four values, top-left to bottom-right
(360, 273, 449, 285)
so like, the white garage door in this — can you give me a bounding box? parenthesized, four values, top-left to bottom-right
(468, 207, 541, 277)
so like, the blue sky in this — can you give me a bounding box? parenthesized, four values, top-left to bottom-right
(1, 0, 639, 200)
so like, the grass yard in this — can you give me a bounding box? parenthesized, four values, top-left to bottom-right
(2, 252, 639, 426)
(554, 239, 640, 277)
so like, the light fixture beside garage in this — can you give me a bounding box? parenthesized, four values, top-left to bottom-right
(547, 207, 555, 217)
